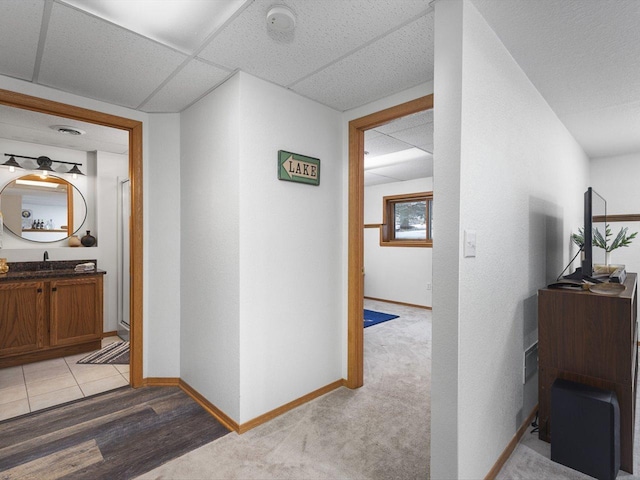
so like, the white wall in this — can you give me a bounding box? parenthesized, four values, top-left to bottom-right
(180, 75, 241, 419)
(146, 114, 181, 377)
(237, 73, 343, 422)
(431, 2, 590, 478)
(0, 74, 181, 378)
(364, 177, 432, 306)
(590, 152, 640, 286)
(180, 72, 343, 424)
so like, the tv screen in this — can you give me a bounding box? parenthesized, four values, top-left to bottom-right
(582, 187, 607, 278)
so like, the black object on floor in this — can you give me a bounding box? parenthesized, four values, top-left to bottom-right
(551, 378, 620, 480)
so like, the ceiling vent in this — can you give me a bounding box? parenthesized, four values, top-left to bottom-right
(50, 125, 86, 136)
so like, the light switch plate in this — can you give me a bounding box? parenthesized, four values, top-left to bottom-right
(464, 230, 476, 257)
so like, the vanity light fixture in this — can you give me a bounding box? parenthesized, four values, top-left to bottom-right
(67, 164, 85, 179)
(3, 153, 85, 178)
(1, 155, 23, 173)
(36, 156, 54, 178)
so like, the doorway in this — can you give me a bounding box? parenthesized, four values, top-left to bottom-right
(347, 94, 433, 388)
(0, 88, 144, 387)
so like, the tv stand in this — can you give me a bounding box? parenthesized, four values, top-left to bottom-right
(538, 273, 637, 473)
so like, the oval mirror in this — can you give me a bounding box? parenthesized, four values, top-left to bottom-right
(0, 174, 87, 243)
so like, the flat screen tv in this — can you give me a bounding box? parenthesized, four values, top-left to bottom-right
(581, 187, 607, 279)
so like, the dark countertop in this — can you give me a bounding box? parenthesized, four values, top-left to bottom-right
(0, 268, 106, 282)
(0, 259, 106, 282)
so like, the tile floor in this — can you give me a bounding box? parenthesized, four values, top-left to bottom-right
(0, 336, 129, 421)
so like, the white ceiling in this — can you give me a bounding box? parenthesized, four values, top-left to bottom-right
(1, 0, 639, 186)
(471, 0, 640, 159)
(0, 0, 433, 113)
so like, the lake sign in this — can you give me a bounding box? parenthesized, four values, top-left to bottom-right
(277, 150, 320, 186)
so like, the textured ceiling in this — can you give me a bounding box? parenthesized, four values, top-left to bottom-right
(472, 0, 640, 159)
(0, 0, 433, 113)
(3, 0, 637, 185)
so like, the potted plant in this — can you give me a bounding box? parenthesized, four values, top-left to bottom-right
(572, 224, 637, 270)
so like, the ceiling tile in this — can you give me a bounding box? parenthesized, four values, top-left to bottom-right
(38, 3, 188, 109)
(365, 134, 413, 158)
(561, 102, 640, 159)
(364, 171, 401, 186)
(60, 0, 248, 54)
(0, 0, 44, 81)
(388, 124, 433, 153)
(374, 110, 432, 135)
(141, 59, 232, 112)
(0, 105, 129, 154)
(292, 13, 433, 111)
(369, 157, 432, 182)
(198, 0, 430, 87)
(472, 0, 640, 116)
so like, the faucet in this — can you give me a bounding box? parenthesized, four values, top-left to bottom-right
(43, 251, 49, 262)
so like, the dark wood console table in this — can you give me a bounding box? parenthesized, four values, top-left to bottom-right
(538, 273, 637, 472)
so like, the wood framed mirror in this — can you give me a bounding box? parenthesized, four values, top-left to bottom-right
(0, 174, 87, 242)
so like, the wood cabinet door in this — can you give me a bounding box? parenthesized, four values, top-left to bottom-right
(0, 281, 46, 356)
(50, 276, 103, 347)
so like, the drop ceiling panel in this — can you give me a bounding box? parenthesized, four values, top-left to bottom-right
(561, 102, 640, 159)
(0, 105, 128, 154)
(473, 0, 640, 117)
(198, 0, 430, 87)
(0, 0, 44, 80)
(374, 110, 432, 135)
(387, 125, 433, 153)
(292, 14, 433, 111)
(369, 157, 432, 181)
(38, 3, 188, 109)
(365, 171, 400, 186)
(141, 59, 232, 112)
(365, 134, 414, 158)
(60, 0, 248, 54)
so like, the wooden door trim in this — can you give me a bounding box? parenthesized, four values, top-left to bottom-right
(0, 88, 144, 387)
(347, 94, 433, 388)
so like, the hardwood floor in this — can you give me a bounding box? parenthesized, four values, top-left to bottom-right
(0, 386, 230, 479)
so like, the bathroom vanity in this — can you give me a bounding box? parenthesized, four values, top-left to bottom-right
(0, 260, 105, 367)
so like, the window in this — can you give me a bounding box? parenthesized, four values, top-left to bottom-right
(381, 191, 433, 247)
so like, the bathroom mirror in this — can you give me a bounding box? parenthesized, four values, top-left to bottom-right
(0, 174, 87, 243)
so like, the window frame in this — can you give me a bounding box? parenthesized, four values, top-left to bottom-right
(380, 191, 433, 247)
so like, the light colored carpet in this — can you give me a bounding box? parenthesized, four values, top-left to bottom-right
(136, 299, 431, 480)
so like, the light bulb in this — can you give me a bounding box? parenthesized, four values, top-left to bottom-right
(40, 171, 48, 178)
(72, 173, 78, 179)
(9, 166, 14, 173)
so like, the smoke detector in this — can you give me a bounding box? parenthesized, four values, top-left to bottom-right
(267, 5, 296, 33)
(50, 125, 86, 136)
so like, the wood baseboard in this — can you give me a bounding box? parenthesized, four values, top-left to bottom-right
(484, 404, 538, 480)
(144, 377, 347, 436)
(102, 331, 119, 338)
(178, 380, 240, 433)
(238, 379, 347, 434)
(144, 377, 180, 387)
(364, 296, 432, 310)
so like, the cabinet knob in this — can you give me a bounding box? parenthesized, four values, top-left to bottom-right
(37, 288, 42, 293)
(52, 287, 57, 292)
